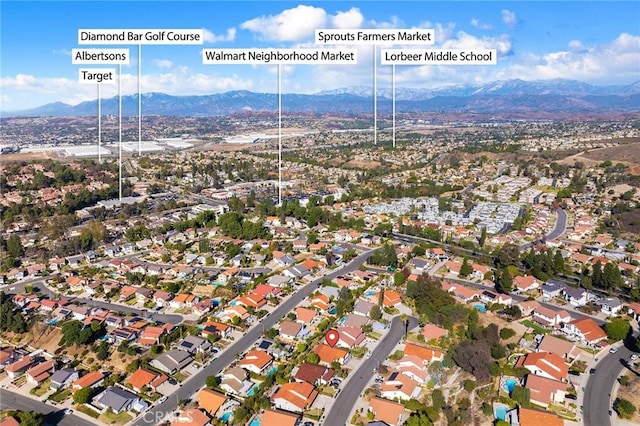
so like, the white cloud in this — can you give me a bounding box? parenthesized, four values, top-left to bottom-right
(470, 18, 493, 30)
(241, 5, 327, 41)
(203, 27, 236, 43)
(332, 7, 364, 29)
(499, 33, 640, 84)
(152, 59, 173, 69)
(501, 9, 518, 28)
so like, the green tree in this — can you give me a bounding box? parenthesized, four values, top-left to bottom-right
(431, 389, 445, 410)
(614, 398, 636, 419)
(394, 272, 406, 286)
(495, 268, 513, 294)
(459, 258, 473, 278)
(206, 375, 221, 389)
(500, 328, 516, 340)
(306, 352, 320, 364)
(16, 412, 44, 426)
(369, 304, 382, 321)
(511, 386, 530, 404)
(6, 235, 24, 259)
(96, 340, 109, 361)
(73, 387, 96, 404)
(604, 319, 630, 341)
(478, 227, 487, 247)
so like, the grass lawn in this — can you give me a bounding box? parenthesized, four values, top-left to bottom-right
(304, 408, 323, 421)
(522, 320, 550, 335)
(319, 385, 337, 397)
(12, 376, 26, 387)
(76, 405, 100, 418)
(48, 388, 71, 403)
(99, 410, 133, 424)
(249, 371, 265, 381)
(172, 372, 187, 382)
(30, 379, 51, 397)
(367, 332, 382, 340)
(350, 346, 367, 358)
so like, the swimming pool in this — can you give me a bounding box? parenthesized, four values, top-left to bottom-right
(45, 319, 58, 326)
(328, 307, 336, 315)
(504, 378, 517, 393)
(495, 406, 507, 420)
(248, 416, 261, 426)
(247, 383, 260, 396)
(365, 290, 376, 297)
(474, 303, 488, 312)
(220, 412, 232, 423)
(266, 366, 278, 376)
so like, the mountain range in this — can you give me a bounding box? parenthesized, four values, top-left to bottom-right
(6, 78, 640, 117)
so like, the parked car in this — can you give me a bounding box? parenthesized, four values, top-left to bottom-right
(609, 347, 618, 354)
(64, 409, 73, 415)
(631, 354, 639, 361)
(158, 396, 168, 403)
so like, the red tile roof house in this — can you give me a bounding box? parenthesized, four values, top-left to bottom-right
(279, 320, 304, 341)
(524, 374, 569, 407)
(336, 326, 366, 348)
(380, 372, 421, 400)
(313, 344, 350, 366)
(71, 370, 105, 392)
(514, 275, 541, 293)
(561, 318, 607, 346)
(293, 363, 335, 386)
(126, 368, 167, 393)
(368, 397, 406, 426)
(515, 352, 569, 382)
(26, 359, 56, 385)
(532, 305, 572, 328)
(272, 381, 318, 413)
(421, 324, 448, 341)
(239, 350, 273, 375)
(5, 355, 35, 379)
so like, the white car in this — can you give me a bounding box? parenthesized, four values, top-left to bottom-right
(64, 409, 73, 415)
(609, 347, 618, 354)
(631, 354, 639, 361)
(158, 396, 168, 403)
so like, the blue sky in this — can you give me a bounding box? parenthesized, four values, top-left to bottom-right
(1, 1, 639, 110)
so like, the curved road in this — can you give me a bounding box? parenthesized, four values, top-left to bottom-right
(519, 208, 567, 251)
(584, 338, 639, 426)
(0, 388, 95, 426)
(4, 279, 183, 325)
(131, 249, 378, 425)
(322, 315, 418, 426)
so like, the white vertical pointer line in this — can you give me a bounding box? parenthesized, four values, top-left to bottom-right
(138, 44, 141, 156)
(392, 64, 396, 149)
(98, 83, 101, 164)
(278, 63, 282, 207)
(119, 63, 122, 201)
(373, 44, 377, 145)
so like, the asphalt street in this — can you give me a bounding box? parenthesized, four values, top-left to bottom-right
(583, 338, 639, 426)
(4, 279, 183, 325)
(0, 389, 95, 426)
(322, 315, 418, 426)
(131, 249, 377, 425)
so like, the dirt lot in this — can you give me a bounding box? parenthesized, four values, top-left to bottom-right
(559, 141, 640, 174)
(615, 372, 640, 423)
(8, 326, 138, 374)
(0, 151, 57, 162)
